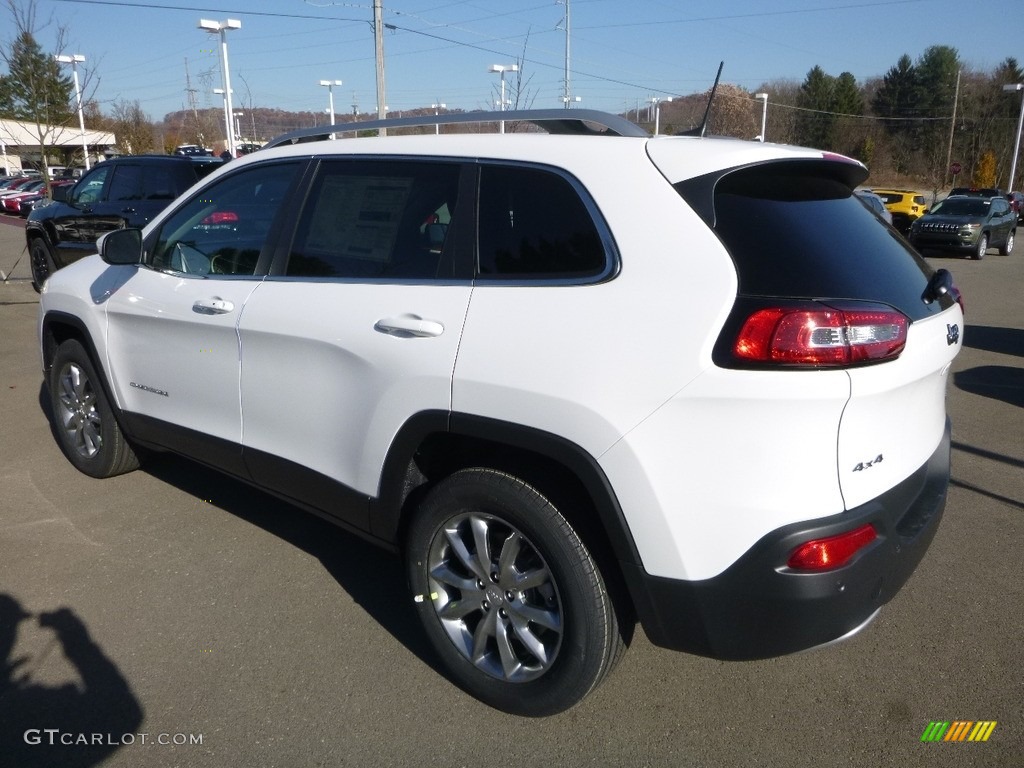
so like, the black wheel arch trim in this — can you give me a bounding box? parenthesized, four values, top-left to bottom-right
(41, 311, 107, 381)
(371, 411, 646, 572)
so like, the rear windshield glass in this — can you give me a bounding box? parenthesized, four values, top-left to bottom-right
(686, 164, 947, 321)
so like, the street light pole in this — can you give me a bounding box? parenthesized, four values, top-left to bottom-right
(755, 92, 768, 142)
(55, 54, 90, 170)
(653, 97, 672, 136)
(1003, 83, 1024, 192)
(431, 102, 446, 135)
(489, 64, 518, 134)
(198, 18, 241, 158)
(319, 79, 343, 139)
(213, 87, 230, 154)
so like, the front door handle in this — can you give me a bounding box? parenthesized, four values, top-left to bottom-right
(374, 314, 444, 338)
(193, 297, 235, 315)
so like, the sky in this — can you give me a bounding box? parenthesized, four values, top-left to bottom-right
(14, 0, 1024, 128)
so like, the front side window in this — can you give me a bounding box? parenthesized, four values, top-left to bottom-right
(149, 162, 300, 277)
(72, 165, 110, 205)
(285, 160, 461, 280)
(476, 165, 609, 280)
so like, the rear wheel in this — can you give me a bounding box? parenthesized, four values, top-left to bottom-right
(49, 339, 140, 478)
(999, 230, 1014, 256)
(30, 237, 56, 292)
(406, 468, 624, 716)
(973, 233, 988, 260)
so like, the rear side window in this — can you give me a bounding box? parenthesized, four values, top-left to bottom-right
(141, 166, 182, 200)
(108, 165, 142, 201)
(476, 165, 609, 280)
(691, 163, 946, 322)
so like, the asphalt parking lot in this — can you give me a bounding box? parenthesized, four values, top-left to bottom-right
(0, 214, 1020, 767)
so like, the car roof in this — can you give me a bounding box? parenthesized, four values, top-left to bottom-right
(228, 113, 862, 196)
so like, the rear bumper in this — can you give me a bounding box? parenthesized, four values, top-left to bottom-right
(626, 419, 950, 660)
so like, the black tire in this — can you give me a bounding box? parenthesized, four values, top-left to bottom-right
(973, 233, 988, 260)
(30, 237, 56, 293)
(406, 468, 624, 716)
(999, 230, 1014, 256)
(49, 339, 140, 478)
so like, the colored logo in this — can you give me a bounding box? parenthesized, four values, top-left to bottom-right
(920, 721, 997, 742)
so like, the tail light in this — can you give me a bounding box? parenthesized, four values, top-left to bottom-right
(787, 524, 877, 570)
(733, 303, 908, 367)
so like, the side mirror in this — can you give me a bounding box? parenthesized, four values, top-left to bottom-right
(51, 184, 70, 202)
(99, 229, 144, 266)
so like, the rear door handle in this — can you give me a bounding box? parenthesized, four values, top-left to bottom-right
(193, 297, 235, 315)
(374, 314, 444, 338)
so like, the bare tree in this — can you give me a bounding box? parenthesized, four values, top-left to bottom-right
(110, 99, 154, 154)
(0, 0, 99, 178)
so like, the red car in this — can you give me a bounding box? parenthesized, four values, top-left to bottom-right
(1, 179, 47, 213)
(1, 179, 46, 211)
(6, 179, 75, 216)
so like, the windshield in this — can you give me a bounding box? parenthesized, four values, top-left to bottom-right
(931, 198, 989, 217)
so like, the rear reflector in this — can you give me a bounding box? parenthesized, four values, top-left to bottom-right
(787, 524, 877, 570)
(734, 305, 908, 366)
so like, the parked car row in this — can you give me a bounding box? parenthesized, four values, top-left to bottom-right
(0, 178, 76, 216)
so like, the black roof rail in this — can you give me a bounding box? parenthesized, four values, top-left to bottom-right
(263, 109, 649, 148)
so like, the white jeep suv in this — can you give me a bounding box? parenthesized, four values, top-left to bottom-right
(38, 110, 962, 716)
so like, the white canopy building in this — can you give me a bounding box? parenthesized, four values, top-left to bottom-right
(0, 118, 116, 174)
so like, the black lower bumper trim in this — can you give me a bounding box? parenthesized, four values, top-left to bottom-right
(626, 419, 951, 660)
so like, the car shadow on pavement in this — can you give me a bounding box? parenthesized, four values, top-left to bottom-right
(953, 365, 1024, 409)
(140, 452, 446, 677)
(33, 384, 443, 681)
(963, 324, 1024, 358)
(0, 596, 144, 768)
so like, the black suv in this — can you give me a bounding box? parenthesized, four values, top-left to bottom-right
(26, 154, 222, 291)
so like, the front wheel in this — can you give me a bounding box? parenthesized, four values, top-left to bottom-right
(49, 339, 140, 478)
(406, 468, 624, 716)
(973, 233, 988, 260)
(30, 237, 56, 292)
(999, 230, 1014, 256)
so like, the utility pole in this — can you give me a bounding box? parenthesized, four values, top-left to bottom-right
(561, 0, 572, 107)
(944, 69, 961, 188)
(374, 0, 387, 136)
(184, 58, 201, 142)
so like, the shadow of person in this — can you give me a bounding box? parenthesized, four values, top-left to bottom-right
(0, 595, 144, 768)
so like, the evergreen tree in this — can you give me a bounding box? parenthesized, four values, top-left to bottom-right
(795, 66, 836, 149)
(832, 72, 864, 115)
(4, 30, 72, 124)
(872, 54, 919, 135)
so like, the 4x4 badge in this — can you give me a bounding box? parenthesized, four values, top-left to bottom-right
(946, 323, 960, 346)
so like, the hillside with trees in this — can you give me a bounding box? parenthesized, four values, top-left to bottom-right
(654, 46, 1023, 192)
(2, 0, 1021, 193)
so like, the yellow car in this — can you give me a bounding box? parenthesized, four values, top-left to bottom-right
(872, 189, 929, 233)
